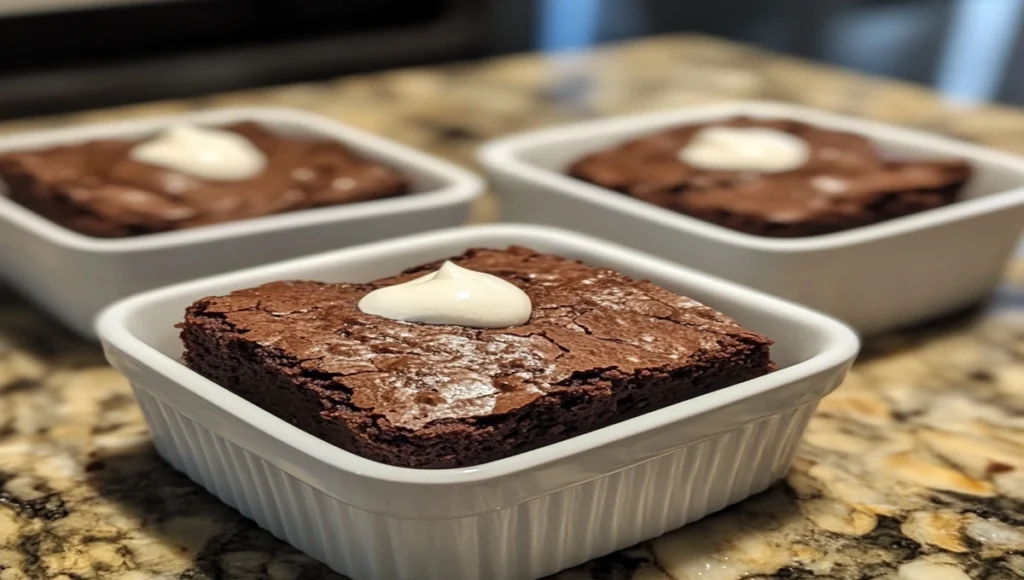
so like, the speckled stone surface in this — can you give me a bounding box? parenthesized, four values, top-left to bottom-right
(1, 35, 1023, 579)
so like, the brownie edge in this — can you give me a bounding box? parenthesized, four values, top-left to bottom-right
(179, 246, 775, 469)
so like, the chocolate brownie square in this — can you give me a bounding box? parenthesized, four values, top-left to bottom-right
(179, 246, 775, 469)
(569, 117, 971, 237)
(0, 122, 409, 238)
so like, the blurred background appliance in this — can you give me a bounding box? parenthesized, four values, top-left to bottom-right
(0, 0, 484, 118)
(2, 0, 1024, 120)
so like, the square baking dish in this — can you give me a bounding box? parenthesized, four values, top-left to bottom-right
(97, 224, 858, 580)
(0, 107, 483, 337)
(479, 101, 1024, 335)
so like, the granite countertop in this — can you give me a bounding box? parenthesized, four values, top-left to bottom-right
(1, 35, 1023, 580)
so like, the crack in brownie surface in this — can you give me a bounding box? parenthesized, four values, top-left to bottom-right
(569, 117, 971, 237)
(0, 122, 409, 237)
(180, 246, 775, 468)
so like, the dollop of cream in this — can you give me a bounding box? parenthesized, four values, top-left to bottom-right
(679, 126, 810, 173)
(358, 261, 532, 328)
(130, 125, 267, 181)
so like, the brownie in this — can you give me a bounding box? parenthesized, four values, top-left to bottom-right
(179, 246, 775, 469)
(0, 122, 410, 237)
(568, 117, 971, 237)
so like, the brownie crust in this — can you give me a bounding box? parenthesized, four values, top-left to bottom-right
(0, 122, 409, 238)
(180, 247, 775, 469)
(568, 117, 971, 237)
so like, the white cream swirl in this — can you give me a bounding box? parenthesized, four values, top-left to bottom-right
(130, 125, 267, 181)
(358, 261, 532, 328)
(679, 126, 810, 173)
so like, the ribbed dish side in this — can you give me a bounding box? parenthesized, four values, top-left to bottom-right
(133, 385, 816, 580)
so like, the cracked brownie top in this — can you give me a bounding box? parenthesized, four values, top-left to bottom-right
(183, 246, 773, 430)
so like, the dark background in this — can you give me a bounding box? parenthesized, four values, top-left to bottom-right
(2, 0, 1022, 119)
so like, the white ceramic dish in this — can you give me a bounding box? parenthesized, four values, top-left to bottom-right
(479, 101, 1024, 335)
(97, 224, 858, 580)
(0, 107, 482, 337)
